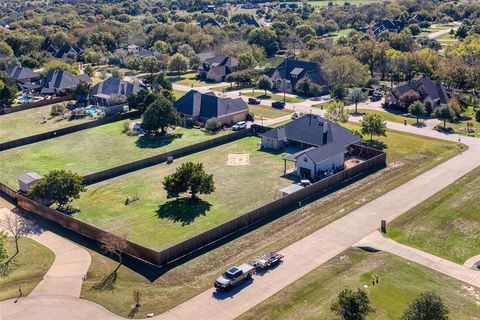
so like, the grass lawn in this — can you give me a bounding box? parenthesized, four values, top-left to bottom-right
(168, 72, 209, 87)
(80, 128, 465, 318)
(355, 109, 421, 126)
(0, 103, 92, 143)
(437, 32, 459, 45)
(0, 121, 230, 188)
(73, 136, 292, 249)
(172, 90, 186, 100)
(237, 248, 480, 320)
(388, 166, 480, 265)
(249, 104, 292, 119)
(241, 91, 305, 104)
(0, 237, 54, 301)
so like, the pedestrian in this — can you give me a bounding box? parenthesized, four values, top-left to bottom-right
(375, 275, 379, 284)
(372, 278, 375, 287)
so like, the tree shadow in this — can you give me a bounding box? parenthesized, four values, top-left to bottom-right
(135, 133, 183, 149)
(156, 198, 212, 226)
(57, 205, 81, 215)
(128, 305, 141, 318)
(92, 269, 118, 291)
(362, 140, 388, 150)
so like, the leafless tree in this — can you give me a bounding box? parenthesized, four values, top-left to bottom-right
(100, 232, 128, 272)
(1, 214, 34, 255)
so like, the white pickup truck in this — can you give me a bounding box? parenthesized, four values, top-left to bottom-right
(214, 263, 255, 291)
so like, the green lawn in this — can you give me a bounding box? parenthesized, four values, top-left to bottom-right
(0, 103, 92, 143)
(437, 32, 459, 45)
(0, 237, 54, 301)
(172, 90, 186, 100)
(168, 72, 209, 87)
(241, 91, 305, 104)
(249, 104, 292, 119)
(355, 109, 420, 126)
(388, 166, 480, 265)
(237, 248, 480, 320)
(0, 121, 230, 188)
(80, 128, 463, 317)
(73, 136, 292, 249)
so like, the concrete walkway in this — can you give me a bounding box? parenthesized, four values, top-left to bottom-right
(464, 255, 480, 269)
(355, 231, 480, 288)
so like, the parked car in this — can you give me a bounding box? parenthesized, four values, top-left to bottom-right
(298, 179, 312, 187)
(370, 92, 383, 102)
(232, 121, 247, 131)
(248, 97, 261, 105)
(272, 100, 285, 108)
(214, 263, 255, 290)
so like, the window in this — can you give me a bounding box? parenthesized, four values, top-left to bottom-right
(304, 157, 308, 162)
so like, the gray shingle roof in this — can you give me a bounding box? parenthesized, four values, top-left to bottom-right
(271, 59, 328, 88)
(41, 70, 91, 91)
(6, 66, 39, 81)
(92, 77, 143, 97)
(392, 77, 451, 105)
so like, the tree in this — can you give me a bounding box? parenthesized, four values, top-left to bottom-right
(322, 56, 369, 88)
(330, 288, 374, 320)
(447, 97, 462, 118)
(141, 56, 162, 74)
(154, 40, 169, 54)
(168, 53, 189, 74)
(0, 72, 19, 108)
(433, 105, 455, 129)
(100, 232, 128, 271)
(28, 170, 85, 209)
(141, 95, 178, 134)
(361, 113, 387, 142)
(0, 231, 8, 268)
(348, 88, 366, 114)
(238, 52, 256, 71)
(400, 90, 421, 108)
(1, 214, 33, 256)
(256, 75, 273, 95)
(401, 292, 449, 320)
(0, 41, 14, 57)
(331, 85, 349, 102)
(355, 40, 389, 76)
(73, 81, 92, 99)
(84, 65, 94, 77)
(43, 60, 79, 75)
(325, 101, 349, 123)
(163, 162, 215, 199)
(247, 28, 279, 57)
(408, 101, 426, 124)
(205, 117, 222, 133)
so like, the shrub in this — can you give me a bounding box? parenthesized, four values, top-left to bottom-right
(205, 117, 222, 133)
(50, 103, 66, 116)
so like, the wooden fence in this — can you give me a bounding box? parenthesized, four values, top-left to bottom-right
(0, 96, 72, 115)
(0, 111, 140, 151)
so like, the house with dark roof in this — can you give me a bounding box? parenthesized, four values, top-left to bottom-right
(238, 16, 263, 28)
(174, 90, 249, 126)
(200, 17, 222, 29)
(198, 55, 238, 82)
(115, 45, 154, 58)
(91, 77, 144, 106)
(6, 66, 40, 84)
(37, 70, 91, 95)
(260, 115, 361, 180)
(269, 59, 329, 94)
(385, 77, 451, 111)
(49, 44, 84, 61)
(372, 20, 406, 37)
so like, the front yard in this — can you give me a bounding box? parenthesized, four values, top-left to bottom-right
(168, 72, 210, 87)
(72, 136, 292, 249)
(241, 90, 305, 104)
(249, 104, 292, 119)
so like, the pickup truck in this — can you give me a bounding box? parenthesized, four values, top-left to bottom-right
(214, 263, 255, 290)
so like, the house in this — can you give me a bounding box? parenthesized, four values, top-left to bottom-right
(269, 59, 329, 94)
(91, 77, 144, 106)
(6, 66, 40, 84)
(200, 17, 222, 28)
(37, 70, 91, 95)
(198, 55, 238, 82)
(174, 90, 249, 126)
(49, 44, 84, 60)
(238, 16, 263, 28)
(372, 20, 406, 37)
(203, 4, 216, 12)
(385, 77, 451, 111)
(260, 115, 361, 180)
(18, 172, 42, 193)
(115, 44, 154, 58)
(241, 2, 260, 9)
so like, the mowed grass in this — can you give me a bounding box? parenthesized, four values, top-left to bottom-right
(168, 72, 210, 87)
(0, 237, 54, 301)
(249, 104, 292, 119)
(172, 90, 186, 100)
(355, 109, 421, 126)
(0, 103, 92, 143)
(241, 91, 305, 103)
(388, 166, 480, 265)
(237, 248, 480, 320)
(79, 127, 465, 317)
(73, 136, 292, 249)
(0, 121, 230, 188)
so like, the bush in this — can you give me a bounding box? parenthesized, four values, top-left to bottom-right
(50, 103, 66, 116)
(205, 117, 222, 133)
(476, 110, 480, 123)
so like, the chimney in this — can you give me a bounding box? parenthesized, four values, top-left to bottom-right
(322, 122, 328, 145)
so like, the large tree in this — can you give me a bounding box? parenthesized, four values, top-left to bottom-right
(325, 101, 349, 123)
(401, 292, 449, 320)
(0, 72, 19, 108)
(1, 214, 33, 256)
(28, 170, 85, 209)
(256, 75, 273, 95)
(355, 40, 389, 76)
(247, 28, 279, 57)
(348, 88, 366, 114)
(408, 101, 427, 124)
(322, 56, 369, 88)
(433, 105, 455, 129)
(361, 113, 387, 142)
(168, 53, 189, 74)
(163, 162, 215, 199)
(141, 96, 178, 134)
(330, 288, 374, 320)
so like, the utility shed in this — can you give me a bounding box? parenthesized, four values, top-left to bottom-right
(18, 172, 42, 193)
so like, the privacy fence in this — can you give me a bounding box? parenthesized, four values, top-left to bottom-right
(0, 111, 140, 151)
(0, 96, 72, 115)
(0, 124, 387, 267)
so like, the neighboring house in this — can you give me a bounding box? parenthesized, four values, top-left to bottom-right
(198, 55, 238, 82)
(238, 16, 263, 28)
(18, 172, 42, 193)
(372, 20, 406, 37)
(260, 115, 361, 180)
(269, 59, 329, 94)
(174, 90, 249, 125)
(37, 70, 91, 95)
(48, 44, 84, 60)
(200, 17, 222, 28)
(91, 77, 144, 106)
(241, 2, 260, 9)
(385, 77, 451, 111)
(6, 66, 40, 84)
(115, 45, 154, 58)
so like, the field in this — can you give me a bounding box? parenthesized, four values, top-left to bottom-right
(0, 237, 54, 301)
(237, 248, 480, 320)
(0, 121, 230, 188)
(388, 166, 480, 265)
(249, 104, 292, 119)
(241, 91, 305, 103)
(80, 127, 465, 317)
(0, 103, 92, 143)
(72, 136, 292, 249)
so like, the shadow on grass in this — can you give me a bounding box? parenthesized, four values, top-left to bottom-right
(128, 305, 141, 318)
(57, 205, 81, 215)
(92, 269, 118, 291)
(135, 133, 183, 149)
(156, 198, 212, 226)
(362, 140, 388, 151)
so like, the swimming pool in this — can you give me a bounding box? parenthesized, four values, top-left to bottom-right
(84, 107, 98, 116)
(16, 96, 34, 104)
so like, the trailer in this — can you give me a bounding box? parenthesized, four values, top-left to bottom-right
(252, 252, 284, 269)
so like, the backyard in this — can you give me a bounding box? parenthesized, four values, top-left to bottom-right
(0, 103, 92, 143)
(0, 120, 231, 188)
(72, 136, 293, 249)
(388, 166, 480, 265)
(237, 248, 480, 320)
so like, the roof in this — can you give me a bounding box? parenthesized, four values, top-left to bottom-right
(279, 184, 304, 195)
(18, 172, 42, 185)
(174, 90, 248, 119)
(301, 143, 348, 164)
(53, 44, 83, 59)
(200, 17, 222, 28)
(6, 66, 39, 81)
(391, 77, 451, 105)
(92, 77, 143, 97)
(41, 70, 91, 90)
(238, 16, 262, 28)
(271, 59, 328, 88)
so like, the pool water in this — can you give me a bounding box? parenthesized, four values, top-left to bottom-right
(84, 107, 98, 116)
(17, 96, 33, 104)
